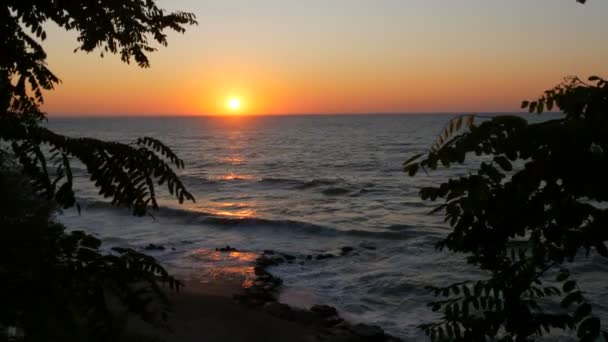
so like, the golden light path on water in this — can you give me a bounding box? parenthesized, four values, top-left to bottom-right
(180, 192, 260, 288)
(218, 156, 247, 165)
(212, 172, 257, 181)
(186, 249, 258, 289)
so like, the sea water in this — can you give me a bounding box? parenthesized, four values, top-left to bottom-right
(49, 114, 608, 340)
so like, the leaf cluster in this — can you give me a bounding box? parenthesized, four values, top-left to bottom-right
(406, 75, 608, 341)
(1, 0, 197, 117)
(1, 1, 198, 339)
(1, 115, 195, 216)
(0, 168, 182, 341)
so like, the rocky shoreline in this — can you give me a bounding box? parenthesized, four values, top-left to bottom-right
(230, 248, 402, 342)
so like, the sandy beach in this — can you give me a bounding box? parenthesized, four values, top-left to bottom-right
(121, 248, 401, 342)
(125, 278, 317, 342)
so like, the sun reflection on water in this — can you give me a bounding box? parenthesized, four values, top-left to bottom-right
(208, 208, 256, 218)
(186, 249, 258, 289)
(213, 172, 257, 181)
(218, 156, 247, 165)
(187, 200, 258, 218)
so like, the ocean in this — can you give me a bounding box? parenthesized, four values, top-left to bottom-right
(49, 114, 608, 340)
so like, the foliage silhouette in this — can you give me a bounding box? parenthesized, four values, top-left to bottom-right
(1, 169, 182, 341)
(1, 1, 196, 340)
(1, 1, 197, 214)
(405, 76, 608, 341)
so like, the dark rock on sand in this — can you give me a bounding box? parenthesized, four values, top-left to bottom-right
(263, 249, 275, 255)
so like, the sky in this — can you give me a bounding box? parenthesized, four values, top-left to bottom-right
(40, 0, 608, 116)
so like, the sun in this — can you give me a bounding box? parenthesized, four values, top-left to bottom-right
(227, 97, 242, 112)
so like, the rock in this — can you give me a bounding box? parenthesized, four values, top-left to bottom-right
(282, 253, 296, 260)
(257, 274, 271, 281)
(254, 266, 269, 276)
(246, 287, 275, 302)
(256, 256, 278, 267)
(324, 316, 344, 327)
(144, 243, 165, 251)
(350, 323, 385, 341)
(216, 245, 237, 252)
(291, 308, 318, 325)
(310, 304, 338, 318)
(171, 247, 176, 251)
(263, 249, 275, 255)
(257, 255, 286, 267)
(340, 246, 354, 255)
(316, 253, 335, 260)
(306, 255, 313, 260)
(264, 302, 293, 320)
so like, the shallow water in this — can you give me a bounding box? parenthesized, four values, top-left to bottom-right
(50, 114, 607, 340)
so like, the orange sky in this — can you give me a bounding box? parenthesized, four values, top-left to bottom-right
(40, 0, 608, 116)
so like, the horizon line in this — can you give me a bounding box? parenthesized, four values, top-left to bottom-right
(47, 110, 555, 118)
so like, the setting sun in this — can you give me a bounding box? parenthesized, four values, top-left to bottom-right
(227, 97, 242, 112)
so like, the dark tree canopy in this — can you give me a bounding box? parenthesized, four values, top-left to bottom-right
(1, 0, 197, 215)
(1, 0, 197, 116)
(406, 76, 608, 341)
(1, 1, 197, 340)
(0, 166, 183, 341)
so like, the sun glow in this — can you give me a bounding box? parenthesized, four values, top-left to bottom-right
(227, 97, 242, 112)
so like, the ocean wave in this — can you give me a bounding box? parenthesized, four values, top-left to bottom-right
(76, 199, 415, 240)
(294, 178, 342, 190)
(322, 187, 351, 196)
(258, 177, 304, 187)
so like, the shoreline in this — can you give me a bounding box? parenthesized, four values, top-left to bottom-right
(171, 249, 400, 341)
(127, 247, 401, 341)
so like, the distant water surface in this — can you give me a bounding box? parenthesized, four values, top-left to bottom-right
(49, 114, 607, 340)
